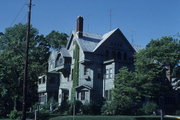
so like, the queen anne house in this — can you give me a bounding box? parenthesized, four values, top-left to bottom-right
(38, 16, 137, 105)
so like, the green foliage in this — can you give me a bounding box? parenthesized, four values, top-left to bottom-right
(8, 110, 21, 120)
(0, 24, 68, 116)
(81, 101, 102, 115)
(113, 67, 140, 115)
(49, 115, 177, 120)
(57, 100, 71, 115)
(101, 102, 115, 115)
(45, 30, 68, 49)
(71, 43, 80, 100)
(175, 110, 180, 115)
(141, 102, 158, 115)
(112, 36, 180, 115)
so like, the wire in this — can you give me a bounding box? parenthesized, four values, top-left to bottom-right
(9, 1, 27, 27)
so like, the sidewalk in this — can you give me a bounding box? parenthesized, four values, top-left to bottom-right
(165, 115, 180, 119)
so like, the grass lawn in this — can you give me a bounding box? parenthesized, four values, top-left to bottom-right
(49, 115, 178, 120)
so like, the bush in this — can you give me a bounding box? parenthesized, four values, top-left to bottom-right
(57, 100, 71, 115)
(37, 110, 50, 120)
(176, 110, 180, 115)
(68, 100, 83, 115)
(141, 102, 158, 115)
(82, 102, 92, 115)
(101, 102, 115, 115)
(8, 110, 21, 120)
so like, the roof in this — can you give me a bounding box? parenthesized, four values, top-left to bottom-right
(71, 30, 102, 52)
(48, 50, 58, 61)
(68, 28, 136, 53)
(60, 48, 71, 57)
(75, 84, 92, 90)
(93, 28, 118, 52)
(132, 45, 142, 52)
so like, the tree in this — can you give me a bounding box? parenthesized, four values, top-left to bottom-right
(112, 67, 141, 115)
(113, 36, 180, 115)
(0, 23, 50, 116)
(45, 30, 68, 50)
(134, 36, 180, 113)
(135, 36, 180, 98)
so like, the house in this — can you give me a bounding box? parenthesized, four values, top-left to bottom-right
(37, 16, 136, 105)
(38, 72, 59, 104)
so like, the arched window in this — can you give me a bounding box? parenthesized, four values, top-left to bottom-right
(117, 52, 121, 60)
(105, 50, 109, 58)
(112, 51, 116, 59)
(124, 52, 127, 60)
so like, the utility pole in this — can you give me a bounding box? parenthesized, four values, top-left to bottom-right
(22, 0, 32, 120)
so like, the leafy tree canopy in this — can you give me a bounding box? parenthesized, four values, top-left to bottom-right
(45, 30, 68, 49)
(112, 36, 180, 115)
(0, 23, 68, 116)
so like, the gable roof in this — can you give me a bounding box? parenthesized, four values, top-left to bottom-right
(60, 48, 71, 57)
(93, 28, 118, 52)
(67, 28, 136, 53)
(48, 50, 58, 61)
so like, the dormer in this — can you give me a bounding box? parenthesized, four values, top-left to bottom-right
(54, 48, 71, 76)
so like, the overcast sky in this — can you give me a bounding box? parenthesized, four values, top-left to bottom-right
(0, 0, 180, 47)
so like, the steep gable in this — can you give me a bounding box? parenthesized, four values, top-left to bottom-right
(93, 28, 135, 53)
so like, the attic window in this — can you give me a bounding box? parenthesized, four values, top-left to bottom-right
(117, 52, 121, 60)
(124, 52, 127, 60)
(105, 50, 109, 58)
(112, 51, 116, 59)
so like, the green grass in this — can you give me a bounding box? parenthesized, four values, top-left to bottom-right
(49, 115, 179, 120)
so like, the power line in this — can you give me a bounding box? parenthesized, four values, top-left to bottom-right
(10, 1, 27, 26)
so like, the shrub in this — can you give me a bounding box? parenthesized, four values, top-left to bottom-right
(82, 102, 92, 115)
(56, 100, 71, 114)
(68, 100, 83, 115)
(176, 110, 180, 115)
(8, 110, 21, 120)
(141, 102, 158, 115)
(101, 102, 115, 115)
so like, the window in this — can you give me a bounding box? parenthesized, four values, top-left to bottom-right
(106, 68, 113, 79)
(124, 52, 127, 60)
(112, 51, 116, 59)
(109, 68, 113, 78)
(106, 69, 109, 79)
(97, 68, 101, 79)
(104, 90, 112, 101)
(71, 69, 74, 80)
(105, 50, 109, 58)
(105, 90, 108, 99)
(117, 52, 121, 60)
(84, 66, 88, 75)
(81, 91, 85, 100)
(38, 79, 41, 84)
(42, 77, 46, 84)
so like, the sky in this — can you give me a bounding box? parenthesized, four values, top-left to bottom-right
(0, 0, 180, 48)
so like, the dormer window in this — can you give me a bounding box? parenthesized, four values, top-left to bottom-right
(124, 52, 127, 60)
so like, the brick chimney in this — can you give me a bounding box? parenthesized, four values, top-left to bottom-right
(76, 16, 83, 38)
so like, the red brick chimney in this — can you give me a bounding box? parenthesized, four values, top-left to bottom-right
(76, 16, 83, 38)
